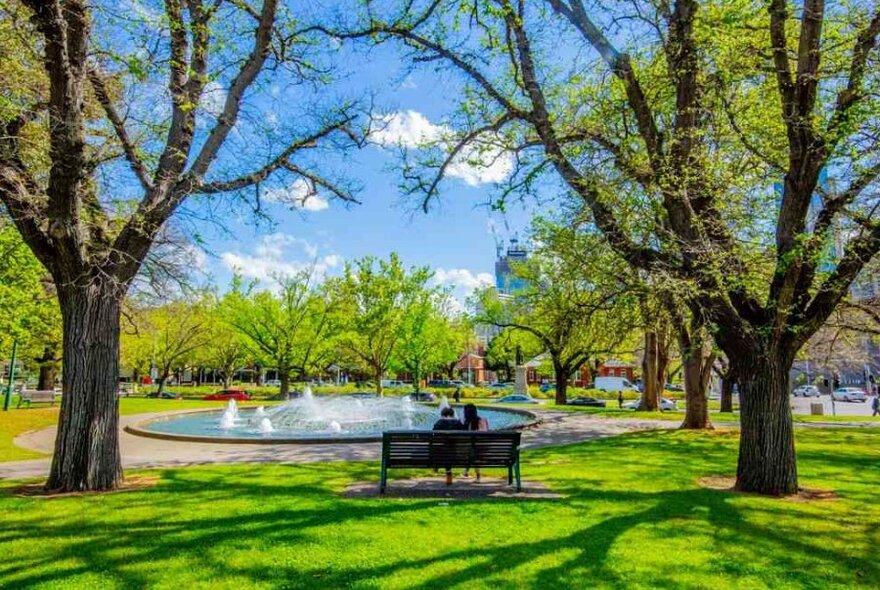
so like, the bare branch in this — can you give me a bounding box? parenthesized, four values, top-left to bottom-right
(187, 0, 280, 180)
(87, 68, 153, 191)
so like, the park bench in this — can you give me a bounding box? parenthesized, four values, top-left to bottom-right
(380, 430, 522, 493)
(17, 390, 59, 408)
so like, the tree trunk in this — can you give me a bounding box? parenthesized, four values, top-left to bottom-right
(156, 369, 170, 396)
(735, 353, 798, 496)
(47, 286, 123, 492)
(681, 348, 712, 429)
(279, 369, 290, 397)
(641, 331, 660, 410)
(553, 362, 569, 405)
(656, 326, 671, 393)
(413, 360, 421, 392)
(375, 366, 384, 396)
(720, 370, 735, 413)
(37, 344, 58, 390)
(678, 318, 714, 430)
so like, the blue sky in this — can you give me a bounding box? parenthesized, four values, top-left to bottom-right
(185, 33, 538, 304)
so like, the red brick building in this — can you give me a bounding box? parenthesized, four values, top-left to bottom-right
(524, 354, 636, 386)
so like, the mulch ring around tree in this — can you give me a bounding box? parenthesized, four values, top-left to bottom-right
(9, 475, 161, 498)
(343, 476, 564, 500)
(698, 476, 837, 501)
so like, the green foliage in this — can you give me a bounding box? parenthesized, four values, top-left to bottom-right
(392, 291, 472, 389)
(224, 270, 339, 391)
(120, 297, 211, 390)
(476, 219, 640, 398)
(334, 253, 433, 394)
(0, 224, 60, 374)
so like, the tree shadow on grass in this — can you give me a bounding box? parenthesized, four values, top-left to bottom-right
(1, 429, 877, 589)
(1, 472, 877, 589)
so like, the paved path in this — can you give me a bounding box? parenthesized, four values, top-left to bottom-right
(0, 410, 675, 481)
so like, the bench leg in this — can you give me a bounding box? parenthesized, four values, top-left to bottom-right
(514, 461, 522, 492)
(508, 466, 513, 485)
(380, 464, 387, 494)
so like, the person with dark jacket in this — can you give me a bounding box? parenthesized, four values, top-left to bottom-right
(461, 404, 489, 481)
(433, 407, 464, 484)
(618, 391, 624, 409)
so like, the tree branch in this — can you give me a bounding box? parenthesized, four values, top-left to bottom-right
(87, 68, 154, 191)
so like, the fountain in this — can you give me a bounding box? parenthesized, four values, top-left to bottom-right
(132, 392, 537, 441)
(218, 399, 238, 429)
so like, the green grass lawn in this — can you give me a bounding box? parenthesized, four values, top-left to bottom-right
(0, 398, 274, 462)
(1, 426, 877, 589)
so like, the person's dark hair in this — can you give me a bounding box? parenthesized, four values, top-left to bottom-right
(440, 406, 456, 418)
(463, 403, 480, 430)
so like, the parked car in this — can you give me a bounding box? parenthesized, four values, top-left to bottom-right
(381, 379, 410, 388)
(831, 387, 867, 402)
(567, 396, 606, 407)
(489, 382, 514, 389)
(539, 382, 556, 393)
(147, 390, 182, 400)
(623, 397, 678, 411)
(594, 377, 639, 392)
(203, 389, 252, 401)
(408, 391, 436, 402)
(264, 379, 282, 387)
(793, 385, 821, 397)
(664, 383, 684, 392)
(497, 393, 539, 404)
(428, 379, 451, 388)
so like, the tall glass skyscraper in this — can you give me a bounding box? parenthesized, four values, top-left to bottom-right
(494, 238, 529, 295)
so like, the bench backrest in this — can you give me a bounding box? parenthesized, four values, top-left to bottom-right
(20, 390, 56, 401)
(382, 430, 521, 468)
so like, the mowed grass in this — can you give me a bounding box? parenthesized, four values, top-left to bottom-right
(0, 398, 274, 462)
(0, 427, 878, 589)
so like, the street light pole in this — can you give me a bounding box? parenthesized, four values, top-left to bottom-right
(3, 339, 18, 411)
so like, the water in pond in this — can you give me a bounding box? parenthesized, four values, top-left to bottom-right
(139, 388, 533, 440)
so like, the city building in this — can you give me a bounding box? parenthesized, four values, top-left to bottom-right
(494, 237, 529, 295)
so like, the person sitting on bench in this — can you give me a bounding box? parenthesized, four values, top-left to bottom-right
(461, 403, 489, 481)
(432, 406, 464, 484)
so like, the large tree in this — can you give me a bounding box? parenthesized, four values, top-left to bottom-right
(226, 272, 339, 397)
(335, 254, 432, 395)
(0, 0, 363, 490)
(122, 298, 209, 396)
(475, 223, 639, 405)
(393, 292, 468, 391)
(340, 1, 880, 495)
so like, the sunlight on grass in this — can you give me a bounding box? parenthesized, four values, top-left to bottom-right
(0, 428, 877, 589)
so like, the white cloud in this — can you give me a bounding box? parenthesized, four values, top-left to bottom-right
(433, 268, 494, 312)
(372, 110, 442, 148)
(220, 233, 340, 285)
(262, 179, 329, 212)
(372, 111, 514, 187)
(434, 268, 495, 291)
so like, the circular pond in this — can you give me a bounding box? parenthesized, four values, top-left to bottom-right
(127, 394, 538, 444)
